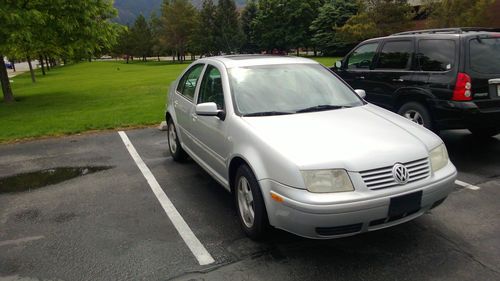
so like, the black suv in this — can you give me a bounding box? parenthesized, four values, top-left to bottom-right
(333, 28, 500, 137)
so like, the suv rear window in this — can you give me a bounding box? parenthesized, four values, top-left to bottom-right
(470, 37, 500, 74)
(375, 41, 413, 70)
(417, 39, 455, 71)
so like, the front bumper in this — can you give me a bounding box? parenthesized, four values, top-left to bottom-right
(260, 162, 457, 239)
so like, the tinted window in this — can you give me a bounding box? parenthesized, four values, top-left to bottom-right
(177, 64, 204, 100)
(470, 37, 500, 74)
(347, 43, 379, 70)
(417, 39, 455, 71)
(198, 65, 224, 110)
(376, 41, 413, 70)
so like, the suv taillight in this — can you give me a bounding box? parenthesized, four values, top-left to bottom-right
(452, 72, 472, 101)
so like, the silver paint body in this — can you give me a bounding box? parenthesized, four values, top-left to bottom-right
(166, 56, 457, 239)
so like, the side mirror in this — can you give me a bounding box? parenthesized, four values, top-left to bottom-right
(195, 102, 226, 120)
(354, 89, 366, 99)
(335, 60, 342, 69)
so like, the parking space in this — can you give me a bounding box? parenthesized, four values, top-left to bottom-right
(1, 128, 499, 281)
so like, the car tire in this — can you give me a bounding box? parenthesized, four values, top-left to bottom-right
(167, 119, 187, 162)
(234, 164, 269, 240)
(469, 127, 500, 138)
(397, 102, 433, 130)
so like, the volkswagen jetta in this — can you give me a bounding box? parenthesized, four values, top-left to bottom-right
(165, 55, 457, 239)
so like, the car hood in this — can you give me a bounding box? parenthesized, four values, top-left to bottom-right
(241, 104, 442, 172)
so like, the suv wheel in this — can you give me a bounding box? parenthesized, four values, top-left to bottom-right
(167, 119, 187, 162)
(234, 164, 269, 240)
(397, 102, 433, 130)
(469, 127, 500, 138)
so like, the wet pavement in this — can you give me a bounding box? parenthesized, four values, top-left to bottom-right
(0, 128, 499, 281)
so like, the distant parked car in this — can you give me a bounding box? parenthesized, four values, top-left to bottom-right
(333, 27, 500, 137)
(165, 55, 457, 239)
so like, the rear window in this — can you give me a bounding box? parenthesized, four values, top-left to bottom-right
(470, 37, 500, 74)
(417, 39, 455, 71)
(375, 41, 413, 70)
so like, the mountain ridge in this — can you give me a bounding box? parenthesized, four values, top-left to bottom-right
(114, 0, 246, 25)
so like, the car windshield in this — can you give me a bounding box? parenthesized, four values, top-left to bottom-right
(470, 37, 500, 74)
(228, 64, 364, 116)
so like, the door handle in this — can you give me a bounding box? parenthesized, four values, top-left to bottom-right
(191, 114, 198, 122)
(357, 76, 365, 80)
(392, 78, 404, 82)
(174, 100, 179, 107)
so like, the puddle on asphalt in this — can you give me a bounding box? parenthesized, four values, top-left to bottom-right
(0, 166, 112, 194)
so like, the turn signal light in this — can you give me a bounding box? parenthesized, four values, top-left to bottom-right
(271, 193, 284, 203)
(452, 72, 472, 101)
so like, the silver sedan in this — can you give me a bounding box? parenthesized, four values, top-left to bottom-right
(165, 55, 457, 239)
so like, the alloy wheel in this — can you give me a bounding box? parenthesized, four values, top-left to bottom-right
(168, 123, 178, 154)
(237, 176, 255, 228)
(404, 110, 425, 126)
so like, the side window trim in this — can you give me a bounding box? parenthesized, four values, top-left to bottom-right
(197, 64, 226, 110)
(373, 39, 415, 71)
(344, 41, 381, 71)
(175, 63, 206, 102)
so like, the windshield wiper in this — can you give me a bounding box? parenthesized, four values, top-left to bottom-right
(242, 111, 294, 117)
(295, 104, 350, 113)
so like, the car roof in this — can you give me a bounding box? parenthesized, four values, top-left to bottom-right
(198, 55, 319, 68)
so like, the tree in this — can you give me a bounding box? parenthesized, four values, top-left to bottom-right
(424, 0, 496, 28)
(214, 0, 244, 54)
(309, 0, 359, 56)
(192, 0, 218, 56)
(240, 0, 259, 53)
(112, 26, 133, 63)
(160, 0, 198, 62)
(338, 0, 414, 43)
(150, 12, 166, 61)
(253, 0, 321, 54)
(129, 14, 153, 61)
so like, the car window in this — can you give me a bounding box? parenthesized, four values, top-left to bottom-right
(198, 65, 224, 110)
(177, 64, 205, 100)
(375, 41, 413, 70)
(346, 43, 379, 70)
(470, 37, 500, 74)
(417, 39, 455, 71)
(229, 64, 364, 115)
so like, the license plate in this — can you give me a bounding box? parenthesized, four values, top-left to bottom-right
(388, 191, 422, 217)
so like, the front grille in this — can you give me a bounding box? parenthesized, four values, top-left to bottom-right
(360, 158, 430, 190)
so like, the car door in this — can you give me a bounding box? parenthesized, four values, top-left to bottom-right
(189, 64, 229, 179)
(369, 39, 416, 109)
(337, 41, 380, 94)
(173, 63, 205, 151)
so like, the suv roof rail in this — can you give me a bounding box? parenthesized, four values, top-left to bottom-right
(391, 27, 500, 36)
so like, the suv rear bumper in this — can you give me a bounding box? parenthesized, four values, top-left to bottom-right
(431, 100, 500, 130)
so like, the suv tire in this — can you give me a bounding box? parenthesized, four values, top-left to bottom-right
(234, 164, 269, 240)
(397, 102, 433, 130)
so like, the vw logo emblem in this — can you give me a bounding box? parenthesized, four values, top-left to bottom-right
(392, 163, 409, 184)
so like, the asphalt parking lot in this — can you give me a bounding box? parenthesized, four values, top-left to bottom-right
(0, 128, 499, 281)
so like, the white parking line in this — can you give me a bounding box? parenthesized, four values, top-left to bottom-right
(455, 180, 481, 191)
(0, 236, 44, 247)
(118, 131, 215, 265)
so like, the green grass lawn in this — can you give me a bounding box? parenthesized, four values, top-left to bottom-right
(310, 56, 342, 67)
(1, 61, 190, 142)
(0, 57, 339, 142)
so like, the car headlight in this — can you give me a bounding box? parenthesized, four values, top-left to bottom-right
(430, 144, 449, 172)
(301, 169, 354, 193)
